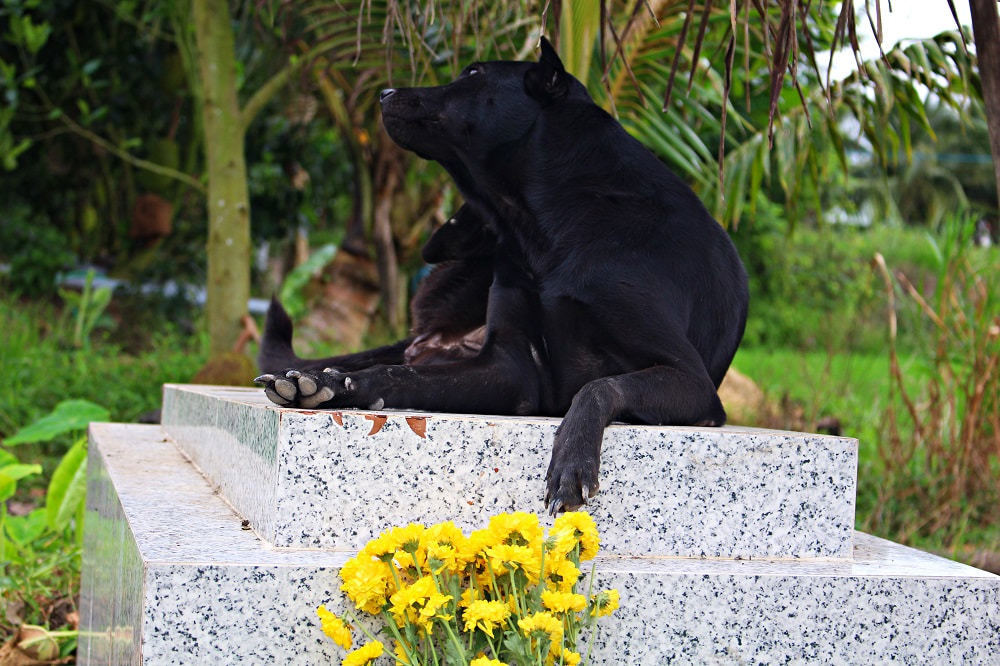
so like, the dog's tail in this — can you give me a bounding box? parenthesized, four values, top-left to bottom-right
(258, 297, 302, 373)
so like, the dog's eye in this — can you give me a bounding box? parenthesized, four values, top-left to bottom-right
(464, 66, 481, 77)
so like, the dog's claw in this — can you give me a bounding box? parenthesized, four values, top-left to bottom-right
(548, 498, 565, 516)
(254, 374, 275, 384)
(285, 370, 301, 379)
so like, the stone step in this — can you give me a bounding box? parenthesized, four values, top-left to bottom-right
(161, 383, 858, 559)
(80, 423, 1000, 664)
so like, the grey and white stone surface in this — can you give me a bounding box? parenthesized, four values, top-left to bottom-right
(161, 384, 858, 559)
(80, 422, 1000, 665)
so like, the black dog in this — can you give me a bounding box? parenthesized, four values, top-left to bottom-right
(256, 38, 749, 514)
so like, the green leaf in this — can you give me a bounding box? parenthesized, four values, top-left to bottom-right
(82, 58, 101, 76)
(0, 463, 42, 502)
(280, 244, 338, 319)
(46, 438, 88, 531)
(5, 508, 47, 546)
(2, 138, 30, 171)
(20, 16, 52, 55)
(4, 400, 109, 445)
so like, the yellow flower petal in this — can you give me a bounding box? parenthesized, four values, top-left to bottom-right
(544, 558, 581, 592)
(339, 556, 394, 614)
(590, 589, 620, 617)
(541, 589, 587, 614)
(470, 657, 509, 666)
(317, 605, 353, 650)
(518, 611, 563, 643)
(551, 511, 600, 561)
(342, 640, 383, 666)
(462, 599, 511, 638)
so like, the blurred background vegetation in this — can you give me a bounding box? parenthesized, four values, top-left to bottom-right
(0, 0, 997, 658)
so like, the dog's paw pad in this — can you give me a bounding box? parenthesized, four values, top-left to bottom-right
(300, 386, 334, 408)
(264, 387, 291, 406)
(296, 374, 318, 396)
(273, 378, 298, 401)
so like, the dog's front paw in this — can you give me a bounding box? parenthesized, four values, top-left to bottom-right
(254, 368, 353, 408)
(544, 432, 600, 516)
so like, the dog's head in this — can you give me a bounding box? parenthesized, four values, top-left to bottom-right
(380, 37, 587, 166)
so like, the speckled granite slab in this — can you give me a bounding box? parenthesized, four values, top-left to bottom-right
(80, 423, 1000, 665)
(161, 384, 857, 559)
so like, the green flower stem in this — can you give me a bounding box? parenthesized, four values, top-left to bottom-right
(484, 560, 504, 608)
(438, 619, 467, 663)
(343, 607, 381, 645)
(508, 571, 525, 619)
(584, 564, 598, 664)
(380, 610, 419, 666)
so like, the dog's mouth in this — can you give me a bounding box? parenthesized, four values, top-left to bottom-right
(381, 110, 443, 127)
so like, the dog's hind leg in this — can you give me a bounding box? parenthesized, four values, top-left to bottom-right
(256, 280, 548, 414)
(544, 360, 725, 515)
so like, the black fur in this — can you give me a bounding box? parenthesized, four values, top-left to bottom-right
(257, 38, 749, 514)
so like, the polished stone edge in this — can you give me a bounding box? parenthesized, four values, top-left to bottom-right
(161, 384, 858, 559)
(79, 425, 145, 665)
(161, 385, 283, 544)
(79, 423, 999, 664)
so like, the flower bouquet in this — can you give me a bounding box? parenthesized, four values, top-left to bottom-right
(317, 511, 619, 665)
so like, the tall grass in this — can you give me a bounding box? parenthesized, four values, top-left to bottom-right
(868, 223, 999, 546)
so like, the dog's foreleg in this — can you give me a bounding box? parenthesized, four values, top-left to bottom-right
(544, 362, 725, 515)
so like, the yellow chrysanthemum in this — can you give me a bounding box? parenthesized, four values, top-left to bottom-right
(458, 587, 482, 608)
(488, 511, 544, 547)
(316, 605, 352, 649)
(390, 523, 426, 551)
(551, 512, 599, 561)
(361, 532, 399, 560)
(544, 557, 581, 592)
(518, 611, 563, 643)
(342, 640, 384, 666)
(426, 542, 463, 575)
(546, 648, 582, 666)
(462, 599, 511, 638)
(470, 657, 509, 666)
(540, 589, 587, 614)
(458, 528, 496, 563)
(389, 575, 453, 631)
(339, 556, 394, 614)
(485, 543, 540, 581)
(389, 523, 428, 571)
(590, 589, 620, 617)
(422, 520, 466, 549)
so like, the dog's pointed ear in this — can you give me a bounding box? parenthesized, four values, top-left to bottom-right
(525, 35, 568, 102)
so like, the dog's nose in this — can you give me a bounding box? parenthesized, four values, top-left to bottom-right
(379, 88, 396, 102)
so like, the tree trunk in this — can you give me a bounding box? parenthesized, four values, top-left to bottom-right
(193, 0, 251, 355)
(970, 0, 1000, 211)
